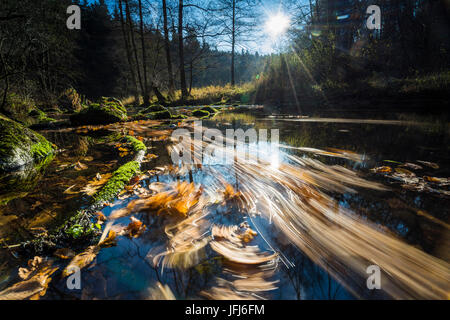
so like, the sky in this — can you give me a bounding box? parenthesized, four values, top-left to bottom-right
(92, 0, 298, 54)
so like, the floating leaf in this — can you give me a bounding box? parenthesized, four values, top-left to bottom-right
(121, 217, 146, 238)
(74, 161, 88, 171)
(0, 258, 58, 300)
(62, 246, 100, 278)
(371, 166, 392, 173)
(98, 230, 117, 248)
(417, 160, 439, 169)
(54, 248, 76, 260)
(394, 167, 415, 176)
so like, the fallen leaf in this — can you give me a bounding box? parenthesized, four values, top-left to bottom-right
(54, 248, 76, 260)
(74, 161, 88, 171)
(417, 160, 439, 169)
(62, 246, 100, 277)
(98, 230, 117, 247)
(371, 166, 392, 173)
(0, 258, 58, 300)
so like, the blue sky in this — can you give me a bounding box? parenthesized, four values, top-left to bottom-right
(89, 0, 297, 54)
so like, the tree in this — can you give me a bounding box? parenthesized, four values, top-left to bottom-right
(178, 0, 189, 100)
(215, 0, 257, 86)
(162, 0, 175, 99)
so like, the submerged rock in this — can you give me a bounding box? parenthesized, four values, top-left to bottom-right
(70, 97, 127, 126)
(0, 114, 55, 172)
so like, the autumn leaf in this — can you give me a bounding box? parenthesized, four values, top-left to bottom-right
(371, 166, 392, 173)
(98, 230, 117, 247)
(121, 217, 146, 238)
(417, 160, 439, 169)
(394, 167, 415, 176)
(74, 161, 88, 171)
(62, 246, 100, 278)
(0, 257, 58, 300)
(54, 248, 76, 260)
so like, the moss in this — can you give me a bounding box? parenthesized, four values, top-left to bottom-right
(125, 135, 147, 152)
(192, 109, 210, 119)
(141, 104, 166, 113)
(200, 106, 219, 114)
(93, 160, 140, 203)
(134, 109, 172, 120)
(70, 100, 127, 126)
(0, 114, 55, 172)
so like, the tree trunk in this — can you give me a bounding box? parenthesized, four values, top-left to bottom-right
(162, 0, 175, 100)
(118, 0, 139, 104)
(125, 0, 144, 101)
(231, 0, 236, 86)
(178, 0, 188, 100)
(138, 0, 149, 104)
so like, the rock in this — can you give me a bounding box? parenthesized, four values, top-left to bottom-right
(70, 98, 127, 126)
(141, 104, 166, 113)
(133, 106, 172, 120)
(0, 114, 55, 172)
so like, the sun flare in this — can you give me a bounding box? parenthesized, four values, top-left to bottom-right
(265, 12, 290, 38)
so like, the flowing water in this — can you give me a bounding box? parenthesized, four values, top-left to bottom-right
(0, 110, 449, 300)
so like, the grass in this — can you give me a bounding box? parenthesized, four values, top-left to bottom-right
(121, 83, 257, 107)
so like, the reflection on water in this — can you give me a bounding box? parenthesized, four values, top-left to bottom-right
(0, 112, 449, 300)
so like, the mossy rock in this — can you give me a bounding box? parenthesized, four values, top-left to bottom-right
(141, 104, 166, 113)
(134, 109, 172, 120)
(200, 106, 218, 114)
(28, 108, 56, 125)
(93, 160, 140, 203)
(0, 114, 55, 172)
(124, 135, 147, 153)
(100, 97, 127, 114)
(192, 109, 210, 119)
(70, 100, 127, 126)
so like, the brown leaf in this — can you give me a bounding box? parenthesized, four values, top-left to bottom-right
(122, 217, 146, 238)
(74, 161, 88, 171)
(371, 166, 392, 173)
(54, 248, 76, 260)
(62, 245, 100, 278)
(417, 160, 439, 169)
(1, 258, 58, 300)
(98, 230, 117, 247)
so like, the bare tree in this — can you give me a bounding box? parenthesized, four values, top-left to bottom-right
(162, 0, 175, 100)
(215, 0, 257, 86)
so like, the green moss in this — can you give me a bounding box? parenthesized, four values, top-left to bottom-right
(125, 135, 147, 152)
(200, 106, 218, 114)
(0, 114, 55, 171)
(192, 109, 210, 119)
(141, 104, 166, 113)
(70, 100, 127, 126)
(93, 160, 140, 203)
(134, 109, 172, 120)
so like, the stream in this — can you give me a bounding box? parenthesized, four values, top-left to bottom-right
(0, 109, 449, 300)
